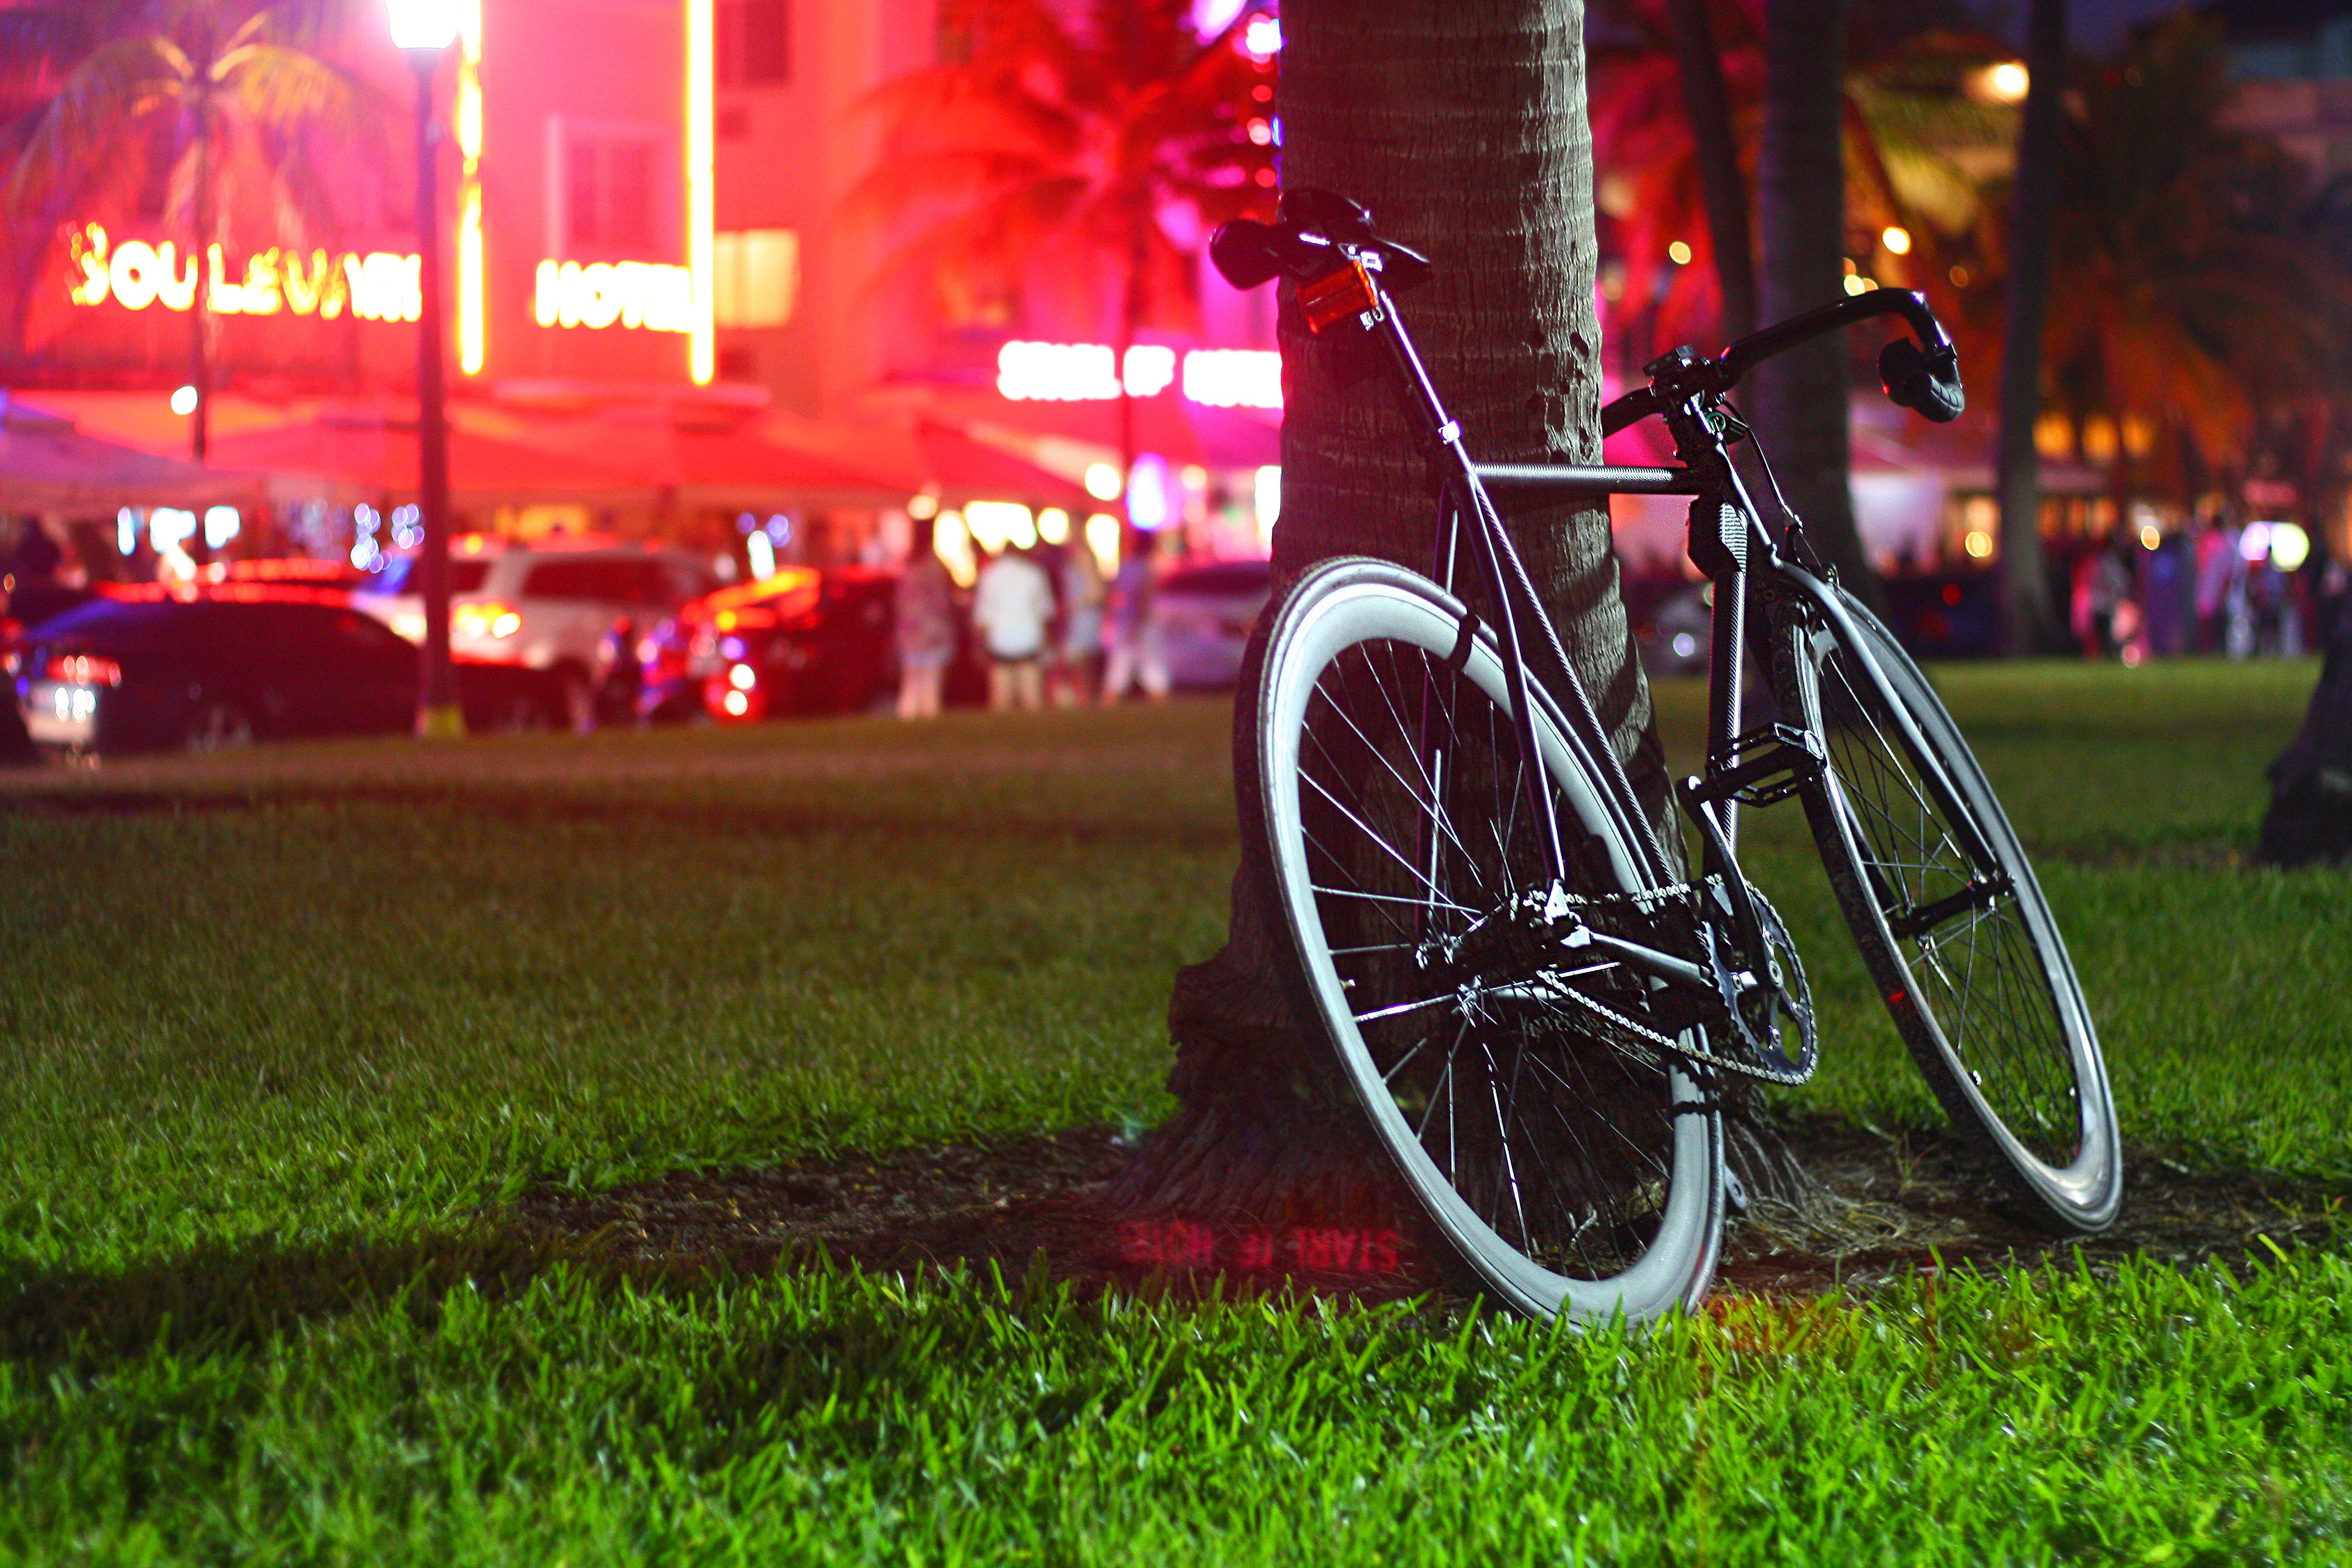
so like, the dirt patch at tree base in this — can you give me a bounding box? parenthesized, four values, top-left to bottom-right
(509, 1118, 2343, 1306)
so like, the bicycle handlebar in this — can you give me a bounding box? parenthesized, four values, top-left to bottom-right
(1603, 287, 1965, 434)
(1209, 190, 1966, 438)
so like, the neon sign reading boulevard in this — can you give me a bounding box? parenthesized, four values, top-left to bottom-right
(66, 223, 696, 339)
(67, 224, 424, 323)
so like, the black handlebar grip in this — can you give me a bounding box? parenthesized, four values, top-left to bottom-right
(1210, 220, 1283, 290)
(1878, 338, 1966, 423)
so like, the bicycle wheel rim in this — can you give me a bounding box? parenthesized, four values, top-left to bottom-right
(1254, 560, 1722, 1322)
(1792, 594, 2119, 1229)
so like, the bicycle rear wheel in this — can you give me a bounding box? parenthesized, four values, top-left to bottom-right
(1249, 558, 1723, 1322)
(1778, 586, 2120, 1232)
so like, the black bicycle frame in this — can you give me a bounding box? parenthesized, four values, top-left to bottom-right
(1346, 258, 1999, 967)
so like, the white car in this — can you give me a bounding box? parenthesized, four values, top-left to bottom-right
(355, 535, 721, 725)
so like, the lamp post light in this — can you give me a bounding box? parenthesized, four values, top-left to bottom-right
(387, 0, 464, 737)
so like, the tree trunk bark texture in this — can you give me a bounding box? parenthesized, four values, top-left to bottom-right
(1993, 0, 2068, 655)
(1749, 0, 1874, 605)
(1669, 0, 1757, 344)
(1107, 0, 1680, 1232)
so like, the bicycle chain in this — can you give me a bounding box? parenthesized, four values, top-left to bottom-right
(1539, 879, 1819, 1086)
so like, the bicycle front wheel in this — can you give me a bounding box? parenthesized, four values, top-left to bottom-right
(1779, 586, 2120, 1232)
(1249, 558, 1724, 1323)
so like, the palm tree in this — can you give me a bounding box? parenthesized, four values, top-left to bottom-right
(1666, 0, 1757, 341)
(1991, 0, 2066, 654)
(2039, 15, 2344, 499)
(1107, 0, 1687, 1226)
(848, 0, 1275, 496)
(6, 0, 380, 464)
(1752, 0, 1872, 599)
(1589, 2, 2011, 365)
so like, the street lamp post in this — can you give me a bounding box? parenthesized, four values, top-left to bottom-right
(388, 0, 463, 737)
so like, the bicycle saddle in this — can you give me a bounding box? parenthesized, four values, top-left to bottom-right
(1210, 188, 1434, 293)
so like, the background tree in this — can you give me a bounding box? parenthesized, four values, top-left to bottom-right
(1588, 2, 2005, 371)
(849, 0, 1276, 488)
(1991, 0, 2067, 654)
(2039, 16, 2342, 504)
(1750, 0, 1872, 598)
(6, 0, 379, 463)
(1666, 0, 1757, 341)
(1108, 0, 1680, 1228)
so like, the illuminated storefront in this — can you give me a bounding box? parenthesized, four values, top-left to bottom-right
(15, 0, 714, 395)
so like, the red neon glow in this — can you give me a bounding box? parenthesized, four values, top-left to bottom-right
(1116, 1219, 1404, 1276)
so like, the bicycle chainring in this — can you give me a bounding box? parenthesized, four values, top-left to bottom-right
(1699, 883, 1817, 1085)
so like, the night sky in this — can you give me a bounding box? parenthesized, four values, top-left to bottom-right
(1969, 0, 2209, 50)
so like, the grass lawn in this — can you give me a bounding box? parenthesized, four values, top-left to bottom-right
(2, 658, 2348, 1562)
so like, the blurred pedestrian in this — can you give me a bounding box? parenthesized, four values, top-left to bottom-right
(593, 616, 644, 728)
(973, 545, 1052, 711)
(1053, 541, 1106, 706)
(2075, 529, 2137, 661)
(2192, 507, 2244, 655)
(894, 542, 956, 720)
(1101, 531, 1169, 703)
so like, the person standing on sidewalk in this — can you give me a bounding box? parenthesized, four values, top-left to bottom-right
(1054, 541, 1107, 705)
(894, 542, 957, 719)
(973, 544, 1054, 711)
(1101, 531, 1169, 703)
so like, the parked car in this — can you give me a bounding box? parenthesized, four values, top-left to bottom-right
(14, 587, 568, 756)
(353, 535, 721, 725)
(1621, 576, 1714, 678)
(640, 565, 899, 724)
(1879, 571, 1997, 659)
(1154, 557, 1272, 691)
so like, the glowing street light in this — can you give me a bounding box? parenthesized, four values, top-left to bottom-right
(1984, 61, 2029, 102)
(386, 0, 463, 737)
(385, 0, 460, 48)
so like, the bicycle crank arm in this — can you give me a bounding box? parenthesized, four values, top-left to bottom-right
(1551, 923, 1719, 993)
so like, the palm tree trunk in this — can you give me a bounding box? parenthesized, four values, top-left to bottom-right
(1669, 0, 1756, 342)
(1108, 0, 1678, 1228)
(1749, 0, 1876, 608)
(1993, 0, 2067, 655)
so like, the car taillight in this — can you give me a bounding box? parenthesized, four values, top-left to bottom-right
(454, 601, 522, 638)
(44, 654, 122, 686)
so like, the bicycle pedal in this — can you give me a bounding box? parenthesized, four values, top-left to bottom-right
(1691, 723, 1826, 808)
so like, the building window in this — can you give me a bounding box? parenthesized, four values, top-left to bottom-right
(714, 228, 799, 328)
(553, 122, 672, 257)
(718, 0, 789, 86)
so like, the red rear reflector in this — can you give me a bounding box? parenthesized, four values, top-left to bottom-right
(45, 654, 122, 686)
(1299, 260, 1379, 334)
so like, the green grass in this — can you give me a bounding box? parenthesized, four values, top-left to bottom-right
(2, 661, 2348, 1563)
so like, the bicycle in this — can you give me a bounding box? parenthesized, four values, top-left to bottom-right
(1209, 190, 2121, 1323)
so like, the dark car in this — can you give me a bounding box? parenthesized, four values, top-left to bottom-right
(14, 588, 567, 756)
(640, 565, 900, 724)
(1621, 575, 1714, 678)
(1154, 557, 1272, 691)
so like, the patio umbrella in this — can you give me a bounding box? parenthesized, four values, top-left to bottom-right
(495, 409, 919, 508)
(912, 420, 1095, 511)
(203, 413, 645, 503)
(0, 393, 264, 512)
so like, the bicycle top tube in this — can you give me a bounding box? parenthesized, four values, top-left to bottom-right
(1473, 464, 1711, 499)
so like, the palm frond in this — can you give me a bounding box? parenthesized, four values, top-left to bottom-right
(212, 41, 389, 156)
(6, 35, 187, 217)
